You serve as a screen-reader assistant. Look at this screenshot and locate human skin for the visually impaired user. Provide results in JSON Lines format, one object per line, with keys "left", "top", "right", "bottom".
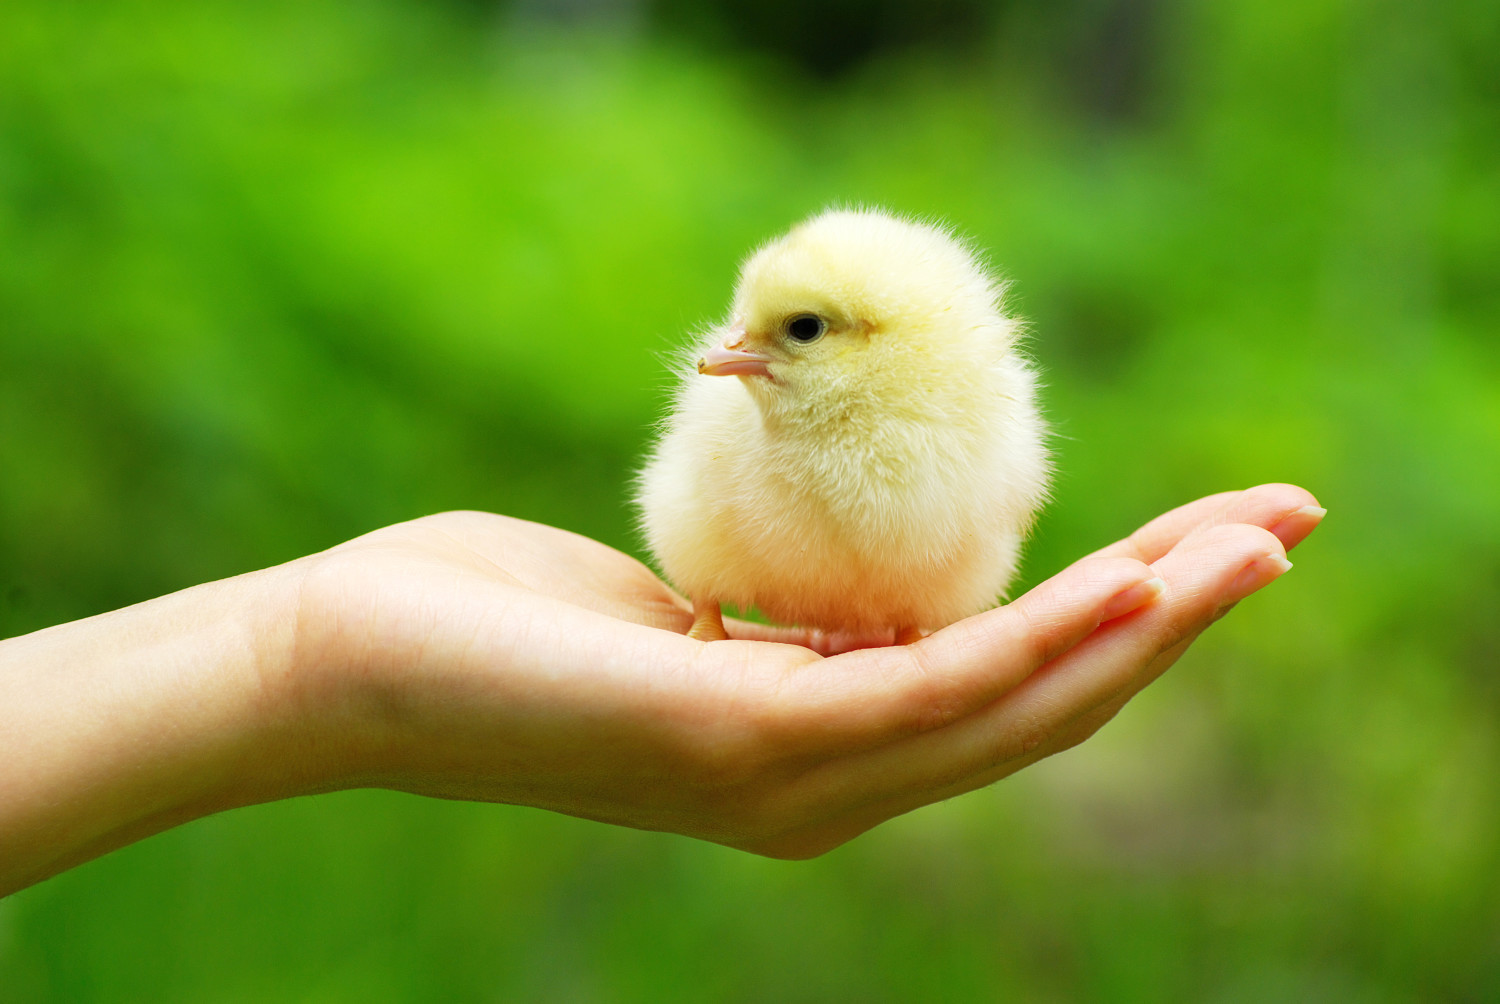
{"left": 0, "top": 484, "right": 1324, "bottom": 897}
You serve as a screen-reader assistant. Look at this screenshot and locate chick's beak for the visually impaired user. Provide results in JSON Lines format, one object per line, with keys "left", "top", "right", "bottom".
{"left": 698, "top": 330, "right": 773, "bottom": 378}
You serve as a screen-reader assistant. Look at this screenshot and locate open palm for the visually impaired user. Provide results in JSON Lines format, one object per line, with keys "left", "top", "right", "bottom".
{"left": 285, "top": 484, "right": 1322, "bottom": 858}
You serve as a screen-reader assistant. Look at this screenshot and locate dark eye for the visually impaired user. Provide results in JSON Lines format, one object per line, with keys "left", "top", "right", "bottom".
{"left": 786, "top": 314, "right": 826, "bottom": 343}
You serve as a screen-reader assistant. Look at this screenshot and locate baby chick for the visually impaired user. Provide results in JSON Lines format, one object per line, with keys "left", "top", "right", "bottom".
{"left": 637, "top": 208, "right": 1049, "bottom": 643}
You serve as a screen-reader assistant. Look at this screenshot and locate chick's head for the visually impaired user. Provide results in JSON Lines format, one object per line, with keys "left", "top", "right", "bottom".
{"left": 697, "top": 208, "right": 1013, "bottom": 416}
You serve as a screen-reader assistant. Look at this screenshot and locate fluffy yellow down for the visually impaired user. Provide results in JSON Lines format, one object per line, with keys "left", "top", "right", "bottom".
{"left": 636, "top": 207, "right": 1050, "bottom": 634}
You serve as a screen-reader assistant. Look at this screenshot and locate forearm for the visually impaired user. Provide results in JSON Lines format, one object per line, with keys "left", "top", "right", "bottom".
{"left": 0, "top": 565, "right": 309, "bottom": 896}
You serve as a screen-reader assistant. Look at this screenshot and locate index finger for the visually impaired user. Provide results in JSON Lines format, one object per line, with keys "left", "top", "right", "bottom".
{"left": 1092, "top": 483, "right": 1323, "bottom": 563}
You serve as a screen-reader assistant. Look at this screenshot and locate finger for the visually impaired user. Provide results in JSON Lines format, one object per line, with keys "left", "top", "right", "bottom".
{"left": 1092, "top": 483, "right": 1323, "bottom": 563}
{"left": 769, "top": 523, "right": 1290, "bottom": 829}
{"left": 992, "top": 628, "right": 1200, "bottom": 774}
{"left": 948, "top": 501, "right": 1290, "bottom": 750}
{"left": 735, "top": 631, "right": 1204, "bottom": 860}
{"left": 741, "top": 554, "right": 1164, "bottom": 761}
{"left": 1003, "top": 522, "right": 1289, "bottom": 728}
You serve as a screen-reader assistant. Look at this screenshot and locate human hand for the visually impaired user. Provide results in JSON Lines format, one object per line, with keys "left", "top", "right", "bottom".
{"left": 282, "top": 483, "right": 1324, "bottom": 858}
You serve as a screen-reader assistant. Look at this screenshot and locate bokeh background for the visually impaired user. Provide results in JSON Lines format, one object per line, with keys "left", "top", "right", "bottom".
{"left": 2, "top": 0, "right": 1497, "bottom": 999}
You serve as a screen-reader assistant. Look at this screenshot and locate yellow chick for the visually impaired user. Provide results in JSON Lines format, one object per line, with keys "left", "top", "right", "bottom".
{"left": 636, "top": 207, "right": 1050, "bottom": 643}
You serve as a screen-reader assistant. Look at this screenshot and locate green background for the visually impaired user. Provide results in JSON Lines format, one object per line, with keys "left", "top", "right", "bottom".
{"left": 2, "top": 0, "right": 1497, "bottom": 999}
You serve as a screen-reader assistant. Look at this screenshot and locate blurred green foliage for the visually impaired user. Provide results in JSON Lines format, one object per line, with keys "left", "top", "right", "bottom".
{"left": 2, "top": 0, "right": 1498, "bottom": 999}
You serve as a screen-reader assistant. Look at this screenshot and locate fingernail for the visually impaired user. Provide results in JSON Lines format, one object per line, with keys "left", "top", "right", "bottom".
{"left": 1269, "top": 505, "right": 1327, "bottom": 548}
{"left": 1223, "top": 552, "right": 1293, "bottom": 606}
{"left": 1102, "top": 577, "right": 1166, "bottom": 620}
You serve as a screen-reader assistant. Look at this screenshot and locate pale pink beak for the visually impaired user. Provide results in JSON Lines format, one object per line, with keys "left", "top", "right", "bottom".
{"left": 698, "top": 326, "right": 773, "bottom": 378}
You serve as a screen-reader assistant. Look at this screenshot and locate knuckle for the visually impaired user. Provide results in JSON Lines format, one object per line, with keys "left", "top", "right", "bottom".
{"left": 1125, "top": 523, "right": 1157, "bottom": 559}
{"left": 1010, "top": 715, "right": 1053, "bottom": 759}
{"left": 899, "top": 645, "right": 968, "bottom": 733}
{"left": 996, "top": 598, "right": 1051, "bottom": 668}
{"left": 1077, "top": 554, "right": 1146, "bottom": 584}
{"left": 1245, "top": 482, "right": 1316, "bottom": 512}
{"left": 1197, "top": 520, "right": 1280, "bottom": 557}
{"left": 1010, "top": 594, "right": 1080, "bottom": 670}
{"left": 1126, "top": 617, "right": 1192, "bottom": 671}
{"left": 988, "top": 707, "right": 1056, "bottom": 765}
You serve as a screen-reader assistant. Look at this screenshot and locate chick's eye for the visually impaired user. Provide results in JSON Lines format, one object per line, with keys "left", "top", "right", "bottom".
{"left": 786, "top": 314, "right": 826, "bottom": 343}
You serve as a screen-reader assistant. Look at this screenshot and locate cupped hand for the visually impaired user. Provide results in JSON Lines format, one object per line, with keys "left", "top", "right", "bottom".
{"left": 282, "top": 484, "right": 1324, "bottom": 858}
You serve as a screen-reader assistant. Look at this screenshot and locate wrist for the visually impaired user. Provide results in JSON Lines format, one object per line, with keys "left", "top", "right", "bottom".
{"left": 0, "top": 561, "right": 313, "bottom": 894}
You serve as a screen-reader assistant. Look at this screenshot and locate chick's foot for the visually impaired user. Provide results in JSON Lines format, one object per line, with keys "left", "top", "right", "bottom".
{"left": 687, "top": 598, "right": 728, "bottom": 642}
